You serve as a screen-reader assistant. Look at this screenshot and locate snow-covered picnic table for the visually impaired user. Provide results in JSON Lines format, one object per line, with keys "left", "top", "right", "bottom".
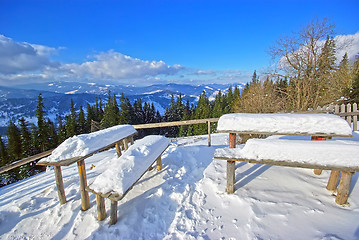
{"left": 214, "top": 113, "right": 356, "bottom": 205}
{"left": 37, "top": 125, "right": 137, "bottom": 210}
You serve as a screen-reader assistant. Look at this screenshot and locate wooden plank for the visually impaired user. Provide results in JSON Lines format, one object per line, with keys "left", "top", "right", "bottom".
{"left": 336, "top": 171, "right": 354, "bottom": 205}
{"left": 110, "top": 200, "right": 118, "bottom": 225}
{"left": 226, "top": 161, "right": 235, "bottom": 194}
{"left": 216, "top": 130, "right": 352, "bottom": 138}
{"left": 214, "top": 156, "right": 359, "bottom": 173}
{"left": 0, "top": 149, "right": 53, "bottom": 174}
{"left": 133, "top": 118, "right": 219, "bottom": 129}
{"left": 77, "top": 160, "right": 90, "bottom": 211}
{"left": 54, "top": 166, "right": 66, "bottom": 205}
{"left": 96, "top": 194, "right": 106, "bottom": 221}
{"left": 326, "top": 170, "right": 340, "bottom": 191}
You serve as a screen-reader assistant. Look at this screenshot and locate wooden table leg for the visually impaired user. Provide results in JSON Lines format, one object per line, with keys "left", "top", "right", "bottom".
{"left": 110, "top": 200, "right": 118, "bottom": 225}
{"left": 54, "top": 166, "right": 67, "bottom": 205}
{"left": 156, "top": 156, "right": 162, "bottom": 171}
{"left": 326, "top": 170, "right": 340, "bottom": 191}
{"left": 115, "top": 141, "right": 122, "bottom": 157}
{"left": 77, "top": 160, "right": 90, "bottom": 211}
{"left": 336, "top": 171, "right": 353, "bottom": 205}
{"left": 96, "top": 194, "right": 106, "bottom": 220}
{"left": 226, "top": 161, "right": 235, "bottom": 194}
{"left": 311, "top": 136, "right": 326, "bottom": 175}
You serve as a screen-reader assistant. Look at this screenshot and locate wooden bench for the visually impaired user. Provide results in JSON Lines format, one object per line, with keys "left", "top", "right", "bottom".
{"left": 86, "top": 135, "right": 170, "bottom": 225}
{"left": 37, "top": 125, "right": 137, "bottom": 210}
{"left": 215, "top": 113, "right": 354, "bottom": 204}
{"left": 214, "top": 138, "right": 359, "bottom": 204}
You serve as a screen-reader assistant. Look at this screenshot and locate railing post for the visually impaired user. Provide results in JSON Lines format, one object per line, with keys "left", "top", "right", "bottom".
{"left": 208, "top": 121, "right": 211, "bottom": 147}
{"left": 353, "top": 103, "right": 358, "bottom": 131}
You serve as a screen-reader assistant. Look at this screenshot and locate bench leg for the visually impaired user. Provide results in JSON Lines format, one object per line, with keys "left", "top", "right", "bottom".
{"left": 336, "top": 171, "right": 353, "bottom": 205}
{"left": 115, "top": 141, "right": 122, "bottom": 157}
{"left": 110, "top": 200, "right": 118, "bottom": 225}
{"left": 77, "top": 160, "right": 90, "bottom": 211}
{"left": 54, "top": 166, "right": 67, "bottom": 205}
{"left": 326, "top": 170, "right": 340, "bottom": 191}
{"left": 226, "top": 161, "right": 235, "bottom": 194}
{"left": 96, "top": 194, "right": 106, "bottom": 220}
{"left": 123, "top": 138, "right": 129, "bottom": 150}
{"left": 156, "top": 156, "right": 162, "bottom": 171}
{"left": 311, "top": 136, "right": 326, "bottom": 175}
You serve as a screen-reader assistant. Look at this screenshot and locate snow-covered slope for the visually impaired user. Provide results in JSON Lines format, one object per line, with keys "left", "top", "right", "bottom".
{"left": 1, "top": 133, "right": 359, "bottom": 239}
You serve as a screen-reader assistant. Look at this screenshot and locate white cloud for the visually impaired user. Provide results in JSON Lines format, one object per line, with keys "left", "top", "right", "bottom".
{"left": 335, "top": 32, "right": 359, "bottom": 64}
{"left": 0, "top": 35, "right": 59, "bottom": 74}
{"left": 63, "top": 50, "right": 183, "bottom": 80}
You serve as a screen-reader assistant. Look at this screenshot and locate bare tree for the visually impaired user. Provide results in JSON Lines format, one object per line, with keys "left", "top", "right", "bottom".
{"left": 270, "top": 18, "right": 336, "bottom": 110}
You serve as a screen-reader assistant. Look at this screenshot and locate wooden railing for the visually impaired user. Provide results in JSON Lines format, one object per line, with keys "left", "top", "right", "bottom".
{"left": 0, "top": 118, "right": 219, "bottom": 174}
{"left": 315, "top": 103, "right": 358, "bottom": 131}
{"left": 1, "top": 104, "right": 358, "bottom": 176}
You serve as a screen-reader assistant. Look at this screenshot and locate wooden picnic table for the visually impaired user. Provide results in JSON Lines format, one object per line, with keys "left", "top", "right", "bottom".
{"left": 37, "top": 125, "right": 137, "bottom": 210}
{"left": 215, "top": 113, "right": 354, "bottom": 204}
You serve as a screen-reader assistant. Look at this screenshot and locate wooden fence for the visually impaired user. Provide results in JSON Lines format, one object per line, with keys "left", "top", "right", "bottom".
{"left": 1, "top": 103, "right": 358, "bottom": 175}
{"left": 315, "top": 103, "right": 358, "bottom": 131}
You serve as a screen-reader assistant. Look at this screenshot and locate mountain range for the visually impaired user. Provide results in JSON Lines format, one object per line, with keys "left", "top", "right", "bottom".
{"left": 0, "top": 82, "right": 245, "bottom": 135}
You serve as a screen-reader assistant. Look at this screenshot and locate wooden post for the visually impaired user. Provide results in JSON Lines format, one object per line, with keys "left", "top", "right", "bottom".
{"left": 77, "top": 160, "right": 90, "bottom": 211}
{"left": 226, "top": 133, "right": 236, "bottom": 194}
{"left": 54, "top": 166, "right": 67, "bottom": 205}
{"left": 123, "top": 138, "right": 129, "bottom": 150}
{"left": 96, "top": 194, "right": 106, "bottom": 220}
{"left": 311, "top": 136, "right": 326, "bottom": 175}
{"left": 326, "top": 170, "right": 340, "bottom": 191}
{"left": 156, "top": 156, "right": 162, "bottom": 171}
{"left": 208, "top": 121, "right": 211, "bottom": 147}
{"left": 353, "top": 103, "right": 358, "bottom": 131}
{"left": 130, "top": 136, "right": 134, "bottom": 145}
{"left": 347, "top": 103, "right": 352, "bottom": 126}
{"left": 110, "top": 200, "right": 118, "bottom": 225}
{"left": 336, "top": 171, "right": 353, "bottom": 205}
{"left": 226, "top": 161, "right": 235, "bottom": 194}
{"left": 229, "top": 133, "right": 237, "bottom": 148}
{"left": 115, "top": 142, "right": 122, "bottom": 157}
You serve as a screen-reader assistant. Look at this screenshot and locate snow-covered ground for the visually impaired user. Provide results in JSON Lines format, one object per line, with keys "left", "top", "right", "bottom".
{"left": 1, "top": 133, "right": 359, "bottom": 239}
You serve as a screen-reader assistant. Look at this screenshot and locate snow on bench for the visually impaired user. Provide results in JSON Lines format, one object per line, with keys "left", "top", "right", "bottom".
{"left": 217, "top": 113, "right": 352, "bottom": 137}
{"left": 215, "top": 139, "right": 359, "bottom": 172}
{"left": 86, "top": 135, "right": 170, "bottom": 225}
{"left": 214, "top": 138, "right": 359, "bottom": 205}
{"left": 37, "top": 125, "right": 137, "bottom": 210}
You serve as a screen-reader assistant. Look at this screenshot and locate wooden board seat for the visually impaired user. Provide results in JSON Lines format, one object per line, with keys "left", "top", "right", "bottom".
{"left": 86, "top": 135, "right": 170, "bottom": 225}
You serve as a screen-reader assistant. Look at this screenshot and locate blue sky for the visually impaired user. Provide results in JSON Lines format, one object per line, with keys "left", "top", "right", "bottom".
{"left": 0, "top": 0, "right": 358, "bottom": 86}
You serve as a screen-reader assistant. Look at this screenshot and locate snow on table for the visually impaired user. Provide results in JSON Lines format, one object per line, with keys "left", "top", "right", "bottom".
{"left": 89, "top": 135, "right": 170, "bottom": 196}
{"left": 215, "top": 138, "right": 359, "bottom": 169}
{"left": 39, "top": 125, "right": 137, "bottom": 163}
{"left": 217, "top": 113, "right": 352, "bottom": 136}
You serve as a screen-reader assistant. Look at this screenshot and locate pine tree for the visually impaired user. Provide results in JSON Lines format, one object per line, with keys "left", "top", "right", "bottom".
{"left": 78, "top": 106, "right": 87, "bottom": 134}
{"left": 192, "top": 91, "right": 211, "bottom": 135}
{"left": 119, "top": 93, "right": 134, "bottom": 124}
{"left": 7, "top": 120, "right": 22, "bottom": 161}
{"left": 0, "top": 135, "right": 9, "bottom": 166}
{"left": 101, "top": 91, "right": 120, "bottom": 128}
{"left": 66, "top": 99, "right": 77, "bottom": 137}
{"left": 36, "top": 93, "right": 47, "bottom": 152}
{"left": 57, "top": 116, "right": 67, "bottom": 143}
{"left": 18, "top": 117, "right": 33, "bottom": 157}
